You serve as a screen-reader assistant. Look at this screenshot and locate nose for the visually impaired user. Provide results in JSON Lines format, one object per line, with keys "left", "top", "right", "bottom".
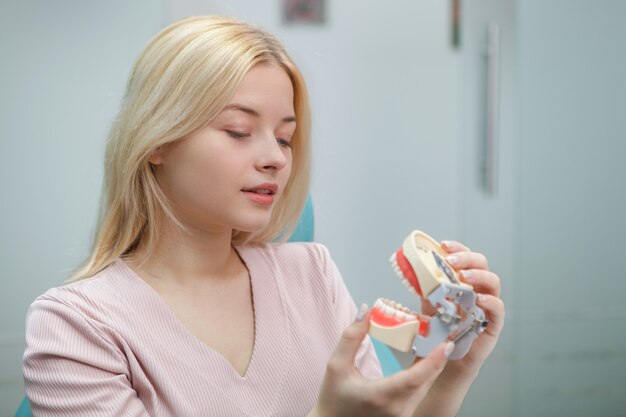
{"left": 256, "top": 134, "right": 288, "bottom": 172}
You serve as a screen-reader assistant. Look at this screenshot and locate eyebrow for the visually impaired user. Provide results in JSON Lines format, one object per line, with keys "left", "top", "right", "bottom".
{"left": 222, "top": 104, "right": 296, "bottom": 123}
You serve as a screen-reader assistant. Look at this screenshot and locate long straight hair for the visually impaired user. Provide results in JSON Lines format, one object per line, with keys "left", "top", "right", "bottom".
{"left": 69, "top": 16, "right": 311, "bottom": 282}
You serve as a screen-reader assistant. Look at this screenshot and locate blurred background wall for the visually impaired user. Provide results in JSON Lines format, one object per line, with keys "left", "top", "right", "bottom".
{"left": 1, "top": 1, "right": 624, "bottom": 416}
{"left": 0, "top": 0, "right": 168, "bottom": 412}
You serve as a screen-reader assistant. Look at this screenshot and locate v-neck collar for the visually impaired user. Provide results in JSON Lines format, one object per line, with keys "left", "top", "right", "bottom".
{"left": 116, "top": 244, "right": 291, "bottom": 414}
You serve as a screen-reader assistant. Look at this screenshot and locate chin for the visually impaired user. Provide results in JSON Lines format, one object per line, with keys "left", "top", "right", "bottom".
{"left": 233, "top": 215, "right": 273, "bottom": 233}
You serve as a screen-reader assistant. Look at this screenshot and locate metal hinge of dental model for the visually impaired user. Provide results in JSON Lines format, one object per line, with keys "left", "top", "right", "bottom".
{"left": 369, "top": 230, "right": 488, "bottom": 360}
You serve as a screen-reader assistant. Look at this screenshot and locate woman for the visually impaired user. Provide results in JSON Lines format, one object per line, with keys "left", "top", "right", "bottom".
{"left": 23, "top": 15, "right": 504, "bottom": 417}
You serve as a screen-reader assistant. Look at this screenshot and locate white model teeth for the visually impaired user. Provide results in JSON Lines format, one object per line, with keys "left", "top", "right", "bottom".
{"left": 389, "top": 255, "right": 405, "bottom": 281}
{"left": 382, "top": 251, "right": 422, "bottom": 317}
{"left": 374, "top": 298, "right": 418, "bottom": 320}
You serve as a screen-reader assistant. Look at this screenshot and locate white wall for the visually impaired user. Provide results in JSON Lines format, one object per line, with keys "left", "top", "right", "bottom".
{"left": 456, "top": 1, "right": 517, "bottom": 415}
{"left": 0, "top": 1, "right": 167, "bottom": 414}
{"left": 515, "top": 1, "right": 626, "bottom": 415}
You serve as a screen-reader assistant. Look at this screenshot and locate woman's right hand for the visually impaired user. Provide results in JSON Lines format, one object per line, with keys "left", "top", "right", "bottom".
{"left": 310, "top": 305, "right": 454, "bottom": 417}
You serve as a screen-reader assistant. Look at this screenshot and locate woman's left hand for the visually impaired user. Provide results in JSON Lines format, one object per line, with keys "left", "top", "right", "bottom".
{"left": 436, "top": 240, "right": 506, "bottom": 376}
{"left": 410, "top": 240, "right": 506, "bottom": 417}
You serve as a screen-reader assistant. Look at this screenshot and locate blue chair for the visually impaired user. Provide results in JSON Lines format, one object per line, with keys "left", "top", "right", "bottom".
{"left": 15, "top": 196, "right": 400, "bottom": 416}
{"left": 287, "top": 195, "right": 316, "bottom": 243}
{"left": 15, "top": 397, "right": 30, "bottom": 417}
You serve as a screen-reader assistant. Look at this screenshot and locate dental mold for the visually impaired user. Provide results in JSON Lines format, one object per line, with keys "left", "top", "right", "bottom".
{"left": 369, "top": 230, "right": 488, "bottom": 360}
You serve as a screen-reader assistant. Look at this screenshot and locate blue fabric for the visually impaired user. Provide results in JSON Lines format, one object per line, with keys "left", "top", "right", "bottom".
{"left": 15, "top": 397, "right": 31, "bottom": 417}
{"left": 287, "top": 195, "right": 315, "bottom": 242}
{"left": 371, "top": 338, "right": 403, "bottom": 376}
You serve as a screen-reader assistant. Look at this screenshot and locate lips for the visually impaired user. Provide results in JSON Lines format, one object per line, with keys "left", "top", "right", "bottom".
{"left": 241, "top": 183, "right": 278, "bottom": 195}
{"left": 241, "top": 183, "right": 278, "bottom": 206}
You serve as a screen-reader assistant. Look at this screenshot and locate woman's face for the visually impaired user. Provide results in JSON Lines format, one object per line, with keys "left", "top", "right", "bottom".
{"left": 150, "top": 63, "right": 296, "bottom": 235}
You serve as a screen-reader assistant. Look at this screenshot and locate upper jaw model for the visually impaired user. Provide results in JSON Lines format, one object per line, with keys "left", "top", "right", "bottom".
{"left": 369, "top": 230, "right": 488, "bottom": 360}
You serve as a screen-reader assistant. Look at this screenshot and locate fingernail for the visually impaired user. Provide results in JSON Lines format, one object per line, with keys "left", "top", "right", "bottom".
{"left": 461, "top": 270, "right": 474, "bottom": 280}
{"left": 442, "top": 240, "right": 455, "bottom": 249}
{"left": 444, "top": 341, "right": 455, "bottom": 358}
{"left": 478, "top": 294, "right": 488, "bottom": 302}
{"left": 355, "top": 303, "right": 368, "bottom": 322}
{"left": 446, "top": 255, "right": 459, "bottom": 265}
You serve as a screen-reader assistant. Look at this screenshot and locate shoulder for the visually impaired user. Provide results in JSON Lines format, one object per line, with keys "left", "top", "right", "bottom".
{"left": 243, "top": 241, "right": 332, "bottom": 262}
{"left": 239, "top": 241, "right": 334, "bottom": 276}
{"left": 27, "top": 259, "right": 142, "bottom": 328}
{"left": 263, "top": 241, "right": 331, "bottom": 261}
{"left": 33, "top": 260, "right": 130, "bottom": 303}
{"left": 238, "top": 242, "right": 343, "bottom": 304}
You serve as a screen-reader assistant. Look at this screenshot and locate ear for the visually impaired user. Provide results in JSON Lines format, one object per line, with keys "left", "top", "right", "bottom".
{"left": 148, "top": 146, "right": 164, "bottom": 165}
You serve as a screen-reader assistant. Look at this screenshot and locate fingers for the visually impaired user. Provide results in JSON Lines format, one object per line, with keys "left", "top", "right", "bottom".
{"left": 441, "top": 239, "right": 502, "bottom": 301}
{"left": 327, "top": 303, "right": 371, "bottom": 377}
{"left": 383, "top": 341, "right": 453, "bottom": 395}
{"left": 441, "top": 240, "right": 470, "bottom": 253}
{"left": 459, "top": 269, "right": 501, "bottom": 297}
{"left": 476, "top": 294, "right": 505, "bottom": 336}
{"left": 445, "top": 250, "right": 489, "bottom": 271}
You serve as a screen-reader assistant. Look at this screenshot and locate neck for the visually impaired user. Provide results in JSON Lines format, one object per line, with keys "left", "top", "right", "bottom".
{"left": 126, "top": 221, "right": 244, "bottom": 286}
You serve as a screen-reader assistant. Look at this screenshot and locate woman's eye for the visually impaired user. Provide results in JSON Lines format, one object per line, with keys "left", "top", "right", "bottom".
{"left": 277, "top": 138, "right": 292, "bottom": 148}
{"left": 226, "top": 130, "right": 250, "bottom": 139}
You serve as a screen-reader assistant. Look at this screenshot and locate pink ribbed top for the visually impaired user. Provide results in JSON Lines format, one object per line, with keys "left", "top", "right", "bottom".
{"left": 23, "top": 242, "right": 382, "bottom": 417}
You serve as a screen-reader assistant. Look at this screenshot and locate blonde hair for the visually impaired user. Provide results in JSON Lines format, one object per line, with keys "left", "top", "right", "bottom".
{"left": 70, "top": 15, "right": 311, "bottom": 282}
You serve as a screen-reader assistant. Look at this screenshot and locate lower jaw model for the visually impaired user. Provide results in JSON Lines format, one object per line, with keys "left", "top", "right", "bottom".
{"left": 369, "top": 230, "right": 488, "bottom": 360}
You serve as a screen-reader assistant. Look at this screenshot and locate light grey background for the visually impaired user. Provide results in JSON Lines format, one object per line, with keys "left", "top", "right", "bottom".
{"left": 0, "top": 0, "right": 168, "bottom": 413}
{"left": 1, "top": 1, "right": 624, "bottom": 416}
